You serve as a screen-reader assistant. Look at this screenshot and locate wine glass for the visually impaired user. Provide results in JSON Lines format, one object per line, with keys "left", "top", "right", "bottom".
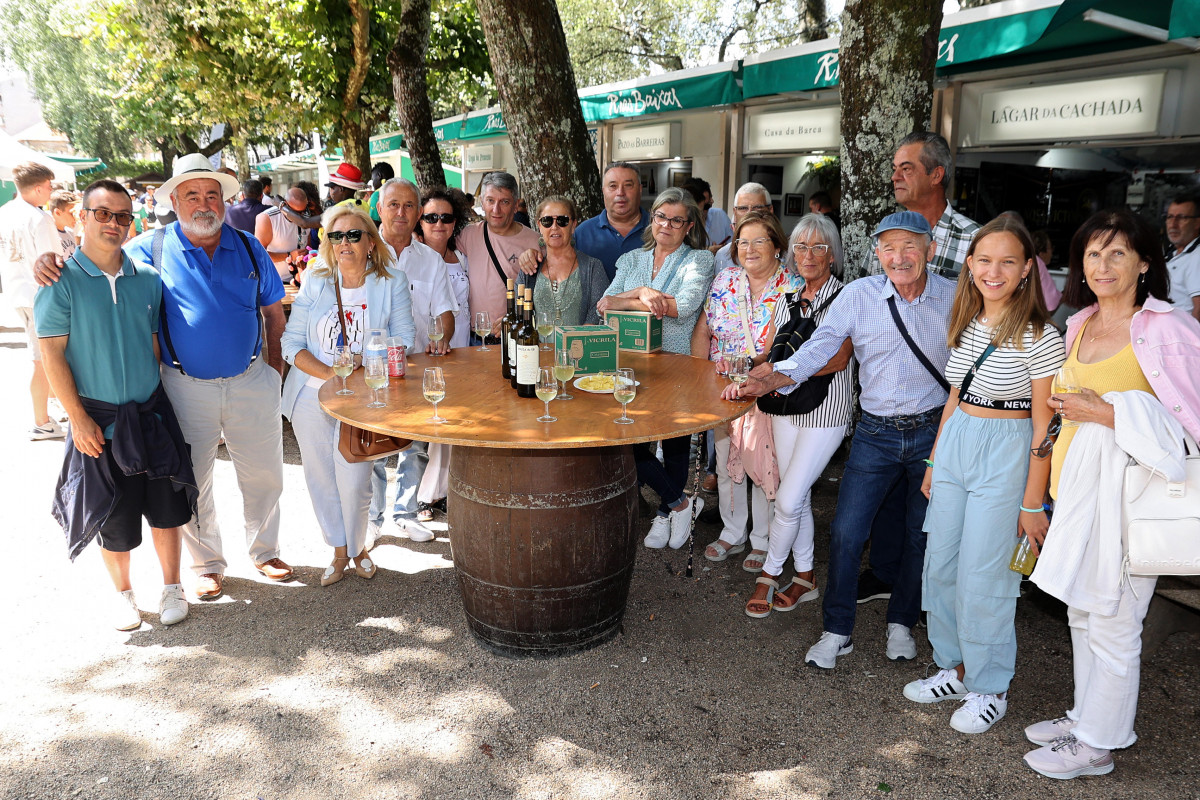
{"left": 536, "top": 367, "right": 558, "bottom": 422}
{"left": 721, "top": 336, "right": 742, "bottom": 376}
{"left": 423, "top": 367, "right": 446, "bottom": 423}
{"left": 727, "top": 355, "right": 750, "bottom": 387}
{"left": 333, "top": 345, "right": 354, "bottom": 395}
{"left": 554, "top": 349, "right": 576, "bottom": 400}
{"left": 428, "top": 315, "right": 445, "bottom": 355}
{"left": 363, "top": 356, "right": 388, "bottom": 409}
{"left": 536, "top": 310, "right": 554, "bottom": 351}
{"left": 1053, "top": 366, "right": 1080, "bottom": 427}
{"left": 613, "top": 367, "right": 636, "bottom": 424}
{"left": 474, "top": 311, "right": 492, "bottom": 351}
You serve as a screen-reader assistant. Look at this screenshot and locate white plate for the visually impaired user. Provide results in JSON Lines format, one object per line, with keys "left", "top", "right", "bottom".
{"left": 572, "top": 376, "right": 641, "bottom": 394}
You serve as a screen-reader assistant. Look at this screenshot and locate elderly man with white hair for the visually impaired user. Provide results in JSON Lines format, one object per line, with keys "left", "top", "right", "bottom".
{"left": 36, "top": 153, "right": 291, "bottom": 602}
{"left": 713, "top": 182, "right": 774, "bottom": 271}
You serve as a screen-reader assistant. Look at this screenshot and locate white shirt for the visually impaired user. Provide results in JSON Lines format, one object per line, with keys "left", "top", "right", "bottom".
{"left": 0, "top": 197, "right": 60, "bottom": 308}
{"left": 1167, "top": 237, "right": 1200, "bottom": 314}
{"left": 305, "top": 284, "right": 368, "bottom": 388}
{"left": 387, "top": 238, "right": 458, "bottom": 351}
{"left": 446, "top": 249, "right": 470, "bottom": 348}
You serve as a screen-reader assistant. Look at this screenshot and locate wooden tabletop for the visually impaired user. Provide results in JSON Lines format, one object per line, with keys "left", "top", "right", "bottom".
{"left": 318, "top": 347, "right": 754, "bottom": 449}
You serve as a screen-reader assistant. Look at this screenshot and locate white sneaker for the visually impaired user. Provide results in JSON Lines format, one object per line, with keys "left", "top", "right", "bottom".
{"left": 114, "top": 590, "right": 142, "bottom": 631}
{"left": 885, "top": 623, "right": 917, "bottom": 661}
{"left": 644, "top": 515, "right": 670, "bottom": 548}
{"left": 159, "top": 584, "right": 189, "bottom": 625}
{"left": 903, "top": 668, "right": 968, "bottom": 704}
{"left": 1024, "top": 734, "right": 1114, "bottom": 780}
{"left": 805, "top": 631, "right": 853, "bottom": 669}
{"left": 950, "top": 691, "right": 1008, "bottom": 734}
{"left": 401, "top": 519, "right": 434, "bottom": 543}
{"left": 668, "top": 497, "right": 703, "bottom": 549}
{"left": 31, "top": 419, "right": 66, "bottom": 440}
{"left": 1025, "top": 716, "right": 1078, "bottom": 746}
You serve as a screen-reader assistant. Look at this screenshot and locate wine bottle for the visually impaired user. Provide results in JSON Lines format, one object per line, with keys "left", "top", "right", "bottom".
{"left": 500, "top": 279, "right": 515, "bottom": 380}
{"left": 516, "top": 287, "right": 540, "bottom": 398}
{"left": 510, "top": 291, "right": 524, "bottom": 389}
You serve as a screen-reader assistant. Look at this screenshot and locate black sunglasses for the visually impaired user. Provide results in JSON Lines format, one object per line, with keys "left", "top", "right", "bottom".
{"left": 1031, "top": 412, "right": 1063, "bottom": 458}
{"left": 420, "top": 213, "right": 456, "bottom": 224}
{"left": 83, "top": 207, "right": 135, "bottom": 227}
{"left": 326, "top": 230, "right": 364, "bottom": 243}
{"left": 539, "top": 215, "right": 572, "bottom": 228}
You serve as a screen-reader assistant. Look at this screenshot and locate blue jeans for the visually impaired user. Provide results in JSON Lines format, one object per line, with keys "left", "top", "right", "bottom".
{"left": 369, "top": 442, "right": 429, "bottom": 525}
{"left": 633, "top": 436, "right": 690, "bottom": 516}
{"left": 822, "top": 409, "right": 939, "bottom": 637}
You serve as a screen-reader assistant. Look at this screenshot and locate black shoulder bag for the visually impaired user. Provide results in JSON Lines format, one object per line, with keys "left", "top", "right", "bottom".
{"left": 885, "top": 295, "right": 951, "bottom": 392}
{"left": 757, "top": 287, "right": 843, "bottom": 417}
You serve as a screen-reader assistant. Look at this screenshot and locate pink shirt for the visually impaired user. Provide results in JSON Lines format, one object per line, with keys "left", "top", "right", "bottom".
{"left": 459, "top": 221, "right": 540, "bottom": 326}
{"left": 1036, "top": 256, "right": 1061, "bottom": 312}
{"left": 1064, "top": 297, "right": 1200, "bottom": 441}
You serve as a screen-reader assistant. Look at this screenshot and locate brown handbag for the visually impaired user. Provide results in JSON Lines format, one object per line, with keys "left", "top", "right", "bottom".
{"left": 331, "top": 276, "right": 411, "bottom": 463}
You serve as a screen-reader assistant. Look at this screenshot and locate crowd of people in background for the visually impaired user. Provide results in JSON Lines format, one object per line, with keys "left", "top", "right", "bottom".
{"left": 3, "top": 127, "right": 1200, "bottom": 782}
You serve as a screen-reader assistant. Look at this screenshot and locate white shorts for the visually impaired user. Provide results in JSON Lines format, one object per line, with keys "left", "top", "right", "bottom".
{"left": 16, "top": 307, "right": 41, "bottom": 361}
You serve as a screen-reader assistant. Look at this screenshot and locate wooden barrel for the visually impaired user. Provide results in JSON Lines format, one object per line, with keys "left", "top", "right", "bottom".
{"left": 448, "top": 444, "right": 639, "bottom": 657}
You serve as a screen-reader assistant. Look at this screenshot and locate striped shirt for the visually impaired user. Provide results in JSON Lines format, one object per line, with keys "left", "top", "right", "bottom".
{"left": 946, "top": 318, "right": 1066, "bottom": 405}
{"left": 866, "top": 205, "right": 979, "bottom": 279}
{"left": 774, "top": 272, "right": 956, "bottom": 417}
{"left": 770, "top": 276, "right": 855, "bottom": 429}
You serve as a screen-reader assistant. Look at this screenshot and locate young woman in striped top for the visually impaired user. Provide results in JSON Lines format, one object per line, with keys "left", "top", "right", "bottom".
{"left": 904, "top": 216, "right": 1065, "bottom": 733}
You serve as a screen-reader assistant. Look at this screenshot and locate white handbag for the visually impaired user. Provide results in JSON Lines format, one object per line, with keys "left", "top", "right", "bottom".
{"left": 1122, "top": 432, "right": 1200, "bottom": 576}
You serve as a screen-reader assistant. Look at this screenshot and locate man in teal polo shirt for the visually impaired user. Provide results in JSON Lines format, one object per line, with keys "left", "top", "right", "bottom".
{"left": 36, "top": 179, "right": 193, "bottom": 631}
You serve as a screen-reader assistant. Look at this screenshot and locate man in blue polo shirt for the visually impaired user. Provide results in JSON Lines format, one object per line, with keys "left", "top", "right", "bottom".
{"left": 37, "top": 154, "right": 291, "bottom": 602}
{"left": 36, "top": 179, "right": 195, "bottom": 631}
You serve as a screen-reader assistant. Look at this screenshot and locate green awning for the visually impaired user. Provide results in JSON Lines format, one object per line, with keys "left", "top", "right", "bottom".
{"left": 396, "top": 153, "right": 463, "bottom": 189}
{"left": 433, "top": 111, "right": 508, "bottom": 143}
{"left": 46, "top": 153, "right": 106, "bottom": 174}
{"left": 578, "top": 64, "right": 742, "bottom": 123}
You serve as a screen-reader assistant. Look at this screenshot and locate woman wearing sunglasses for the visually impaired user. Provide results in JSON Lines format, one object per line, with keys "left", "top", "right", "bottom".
{"left": 908, "top": 216, "right": 1063, "bottom": 734}
{"left": 417, "top": 188, "right": 471, "bottom": 349}
{"left": 517, "top": 195, "right": 610, "bottom": 326}
{"left": 280, "top": 204, "right": 415, "bottom": 586}
{"left": 1021, "top": 209, "right": 1200, "bottom": 780}
{"left": 599, "top": 187, "right": 715, "bottom": 550}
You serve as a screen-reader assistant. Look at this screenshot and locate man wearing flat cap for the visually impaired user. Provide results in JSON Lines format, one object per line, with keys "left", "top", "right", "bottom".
{"left": 36, "top": 153, "right": 292, "bottom": 601}
{"left": 732, "top": 210, "right": 955, "bottom": 671}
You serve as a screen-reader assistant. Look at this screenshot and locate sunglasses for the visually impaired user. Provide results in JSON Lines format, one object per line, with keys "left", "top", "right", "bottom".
{"left": 420, "top": 213, "right": 455, "bottom": 224}
{"left": 1030, "top": 412, "right": 1063, "bottom": 458}
{"left": 539, "top": 215, "right": 572, "bottom": 228}
{"left": 83, "top": 208, "right": 135, "bottom": 227}
{"left": 326, "top": 230, "right": 364, "bottom": 243}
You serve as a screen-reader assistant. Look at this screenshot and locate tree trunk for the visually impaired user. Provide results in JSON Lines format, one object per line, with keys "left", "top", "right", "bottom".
{"left": 158, "top": 140, "right": 179, "bottom": 175}
{"left": 336, "top": 0, "right": 373, "bottom": 174}
{"left": 474, "top": 0, "right": 603, "bottom": 219}
{"left": 801, "top": 0, "right": 828, "bottom": 41}
{"left": 838, "top": 0, "right": 942, "bottom": 278}
{"left": 387, "top": 0, "right": 445, "bottom": 192}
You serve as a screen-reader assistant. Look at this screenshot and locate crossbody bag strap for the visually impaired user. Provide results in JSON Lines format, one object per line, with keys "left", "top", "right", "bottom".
{"left": 886, "top": 295, "right": 951, "bottom": 392}
{"left": 152, "top": 227, "right": 188, "bottom": 376}
{"left": 332, "top": 275, "right": 350, "bottom": 348}
{"left": 233, "top": 228, "right": 264, "bottom": 365}
{"left": 957, "top": 343, "right": 997, "bottom": 398}
{"left": 481, "top": 224, "right": 511, "bottom": 285}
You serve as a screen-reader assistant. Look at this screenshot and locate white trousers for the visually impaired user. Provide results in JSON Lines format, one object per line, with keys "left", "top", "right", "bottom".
{"left": 1067, "top": 574, "right": 1157, "bottom": 750}
{"left": 714, "top": 426, "right": 772, "bottom": 552}
{"left": 764, "top": 420, "right": 845, "bottom": 575}
{"left": 290, "top": 385, "right": 373, "bottom": 556}
{"left": 418, "top": 443, "right": 451, "bottom": 504}
{"left": 160, "top": 359, "right": 284, "bottom": 575}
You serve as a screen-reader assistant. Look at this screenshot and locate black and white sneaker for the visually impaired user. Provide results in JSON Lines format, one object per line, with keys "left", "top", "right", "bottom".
{"left": 902, "top": 668, "right": 968, "bottom": 703}
{"left": 950, "top": 691, "right": 1008, "bottom": 734}
{"left": 856, "top": 570, "right": 892, "bottom": 604}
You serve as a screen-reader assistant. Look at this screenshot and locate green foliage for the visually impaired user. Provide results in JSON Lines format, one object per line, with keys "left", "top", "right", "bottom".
{"left": 424, "top": 0, "right": 494, "bottom": 118}
{"left": 83, "top": 159, "right": 165, "bottom": 184}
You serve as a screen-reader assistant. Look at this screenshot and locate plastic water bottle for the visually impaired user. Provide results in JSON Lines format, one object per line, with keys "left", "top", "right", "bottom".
{"left": 364, "top": 328, "right": 387, "bottom": 364}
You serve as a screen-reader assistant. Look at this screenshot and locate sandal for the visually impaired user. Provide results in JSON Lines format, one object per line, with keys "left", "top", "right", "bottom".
{"left": 704, "top": 539, "right": 748, "bottom": 562}
{"left": 321, "top": 557, "right": 351, "bottom": 587}
{"left": 745, "top": 576, "right": 777, "bottom": 619}
{"left": 742, "top": 550, "right": 768, "bottom": 573}
{"left": 353, "top": 550, "right": 377, "bottom": 580}
{"left": 773, "top": 576, "right": 819, "bottom": 612}
{"left": 416, "top": 502, "right": 435, "bottom": 523}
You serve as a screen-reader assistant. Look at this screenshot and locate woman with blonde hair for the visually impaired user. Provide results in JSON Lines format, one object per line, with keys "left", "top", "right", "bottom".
{"left": 904, "top": 216, "right": 1065, "bottom": 733}
{"left": 281, "top": 204, "right": 415, "bottom": 586}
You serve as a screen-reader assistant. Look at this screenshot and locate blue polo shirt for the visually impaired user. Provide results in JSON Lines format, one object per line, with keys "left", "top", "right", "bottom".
{"left": 34, "top": 251, "right": 162, "bottom": 436}
{"left": 125, "top": 223, "right": 285, "bottom": 379}
{"left": 574, "top": 208, "right": 649, "bottom": 281}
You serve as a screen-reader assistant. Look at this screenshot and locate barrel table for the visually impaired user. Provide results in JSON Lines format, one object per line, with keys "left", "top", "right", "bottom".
{"left": 320, "top": 347, "right": 752, "bottom": 657}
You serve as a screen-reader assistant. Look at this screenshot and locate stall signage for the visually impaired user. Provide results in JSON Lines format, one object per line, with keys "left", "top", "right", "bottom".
{"left": 612, "top": 123, "right": 680, "bottom": 160}
{"left": 745, "top": 106, "right": 840, "bottom": 152}
{"left": 580, "top": 69, "right": 741, "bottom": 123}
{"left": 977, "top": 73, "right": 1166, "bottom": 144}
{"left": 464, "top": 145, "right": 495, "bottom": 170}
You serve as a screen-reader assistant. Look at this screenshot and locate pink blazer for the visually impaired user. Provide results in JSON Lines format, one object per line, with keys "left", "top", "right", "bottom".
{"left": 1064, "top": 297, "right": 1200, "bottom": 441}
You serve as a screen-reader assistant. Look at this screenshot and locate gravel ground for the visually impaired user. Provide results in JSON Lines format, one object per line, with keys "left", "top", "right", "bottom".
{"left": 1, "top": 314, "right": 1197, "bottom": 800}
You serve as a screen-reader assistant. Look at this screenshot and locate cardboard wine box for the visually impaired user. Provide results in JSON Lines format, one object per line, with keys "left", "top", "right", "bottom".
{"left": 604, "top": 310, "right": 663, "bottom": 353}
{"left": 554, "top": 325, "right": 618, "bottom": 375}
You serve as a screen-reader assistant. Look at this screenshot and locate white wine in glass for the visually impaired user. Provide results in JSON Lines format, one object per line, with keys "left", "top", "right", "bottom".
{"left": 554, "top": 349, "right": 576, "bottom": 400}
{"left": 423, "top": 367, "right": 446, "bottom": 423}
{"left": 474, "top": 311, "right": 492, "bottom": 351}
{"left": 363, "top": 356, "right": 388, "bottom": 408}
{"left": 536, "top": 310, "right": 554, "bottom": 351}
{"left": 333, "top": 345, "right": 354, "bottom": 395}
{"left": 728, "top": 355, "right": 750, "bottom": 386}
{"left": 1053, "top": 366, "right": 1081, "bottom": 427}
{"left": 536, "top": 367, "right": 558, "bottom": 422}
{"left": 428, "top": 315, "right": 445, "bottom": 355}
{"left": 614, "top": 367, "right": 636, "bottom": 424}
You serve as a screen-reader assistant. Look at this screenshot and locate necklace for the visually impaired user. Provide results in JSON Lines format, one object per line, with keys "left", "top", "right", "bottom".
{"left": 1087, "top": 312, "right": 1134, "bottom": 342}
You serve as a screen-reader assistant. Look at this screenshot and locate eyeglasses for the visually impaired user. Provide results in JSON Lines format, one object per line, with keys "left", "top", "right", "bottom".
{"left": 652, "top": 211, "right": 688, "bottom": 229}
{"left": 326, "top": 230, "right": 365, "bottom": 243}
{"left": 1165, "top": 214, "right": 1200, "bottom": 222}
{"left": 420, "top": 213, "right": 455, "bottom": 224}
{"left": 82, "top": 208, "right": 135, "bottom": 227}
{"left": 792, "top": 244, "right": 831, "bottom": 257}
{"left": 735, "top": 237, "right": 773, "bottom": 250}
{"left": 539, "top": 215, "right": 572, "bottom": 228}
{"left": 1030, "top": 412, "right": 1063, "bottom": 458}
{"left": 732, "top": 203, "right": 770, "bottom": 214}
